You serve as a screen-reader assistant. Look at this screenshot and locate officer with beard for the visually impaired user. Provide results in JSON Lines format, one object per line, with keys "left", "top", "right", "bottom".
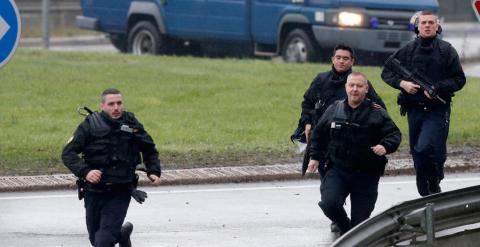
{"left": 295, "top": 44, "right": 386, "bottom": 233}
{"left": 300, "top": 44, "right": 386, "bottom": 144}
{"left": 307, "top": 72, "right": 401, "bottom": 235}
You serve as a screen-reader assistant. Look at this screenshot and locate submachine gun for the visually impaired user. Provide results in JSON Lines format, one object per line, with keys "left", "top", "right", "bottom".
{"left": 384, "top": 56, "right": 446, "bottom": 105}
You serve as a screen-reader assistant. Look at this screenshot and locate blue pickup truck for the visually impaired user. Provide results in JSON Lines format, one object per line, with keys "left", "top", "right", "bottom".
{"left": 77, "top": 0, "right": 438, "bottom": 62}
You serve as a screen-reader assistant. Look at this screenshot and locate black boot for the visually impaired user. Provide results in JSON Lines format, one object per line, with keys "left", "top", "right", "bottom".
{"left": 330, "top": 222, "right": 340, "bottom": 233}
{"left": 416, "top": 176, "right": 430, "bottom": 196}
{"left": 428, "top": 178, "right": 441, "bottom": 194}
{"left": 119, "top": 222, "right": 133, "bottom": 247}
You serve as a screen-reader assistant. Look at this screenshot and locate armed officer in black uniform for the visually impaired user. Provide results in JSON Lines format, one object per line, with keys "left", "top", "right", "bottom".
{"left": 307, "top": 72, "right": 401, "bottom": 235}
{"left": 62, "top": 88, "right": 161, "bottom": 247}
{"left": 299, "top": 44, "right": 386, "bottom": 145}
{"left": 382, "top": 11, "right": 466, "bottom": 196}
{"left": 294, "top": 44, "right": 386, "bottom": 233}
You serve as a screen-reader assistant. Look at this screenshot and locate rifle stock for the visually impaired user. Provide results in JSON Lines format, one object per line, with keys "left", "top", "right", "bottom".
{"left": 301, "top": 140, "right": 310, "bottom": 176}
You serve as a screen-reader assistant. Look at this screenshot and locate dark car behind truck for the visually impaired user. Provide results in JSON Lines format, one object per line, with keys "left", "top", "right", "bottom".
{"left": 77, "top": 0, "right": 439, "bottom": 62}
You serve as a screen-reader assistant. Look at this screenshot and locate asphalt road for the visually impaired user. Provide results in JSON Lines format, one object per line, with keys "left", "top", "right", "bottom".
{"left": 1, "top": 173, "right": 480, "bottom": 247}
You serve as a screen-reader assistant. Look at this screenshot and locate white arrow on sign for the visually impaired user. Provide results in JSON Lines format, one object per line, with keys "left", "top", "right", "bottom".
{"left": 0, "top": 16, "right": 11, "bottom": 40}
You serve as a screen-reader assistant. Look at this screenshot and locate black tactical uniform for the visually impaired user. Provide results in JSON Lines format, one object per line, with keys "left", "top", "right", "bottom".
{"left": 297, "top": 67, "right": 386, "bottom": 177}
{"left": 62, "top": 111, "right": 161, "bottom": 246}
{"left": 382, "top": 36, "right": 465, "bottom": 196}
{"left": 300, "top": 67, "right": 386, "bottom": 129}
{"left": 309, "top": 99, "right": 401, "bottom": 234}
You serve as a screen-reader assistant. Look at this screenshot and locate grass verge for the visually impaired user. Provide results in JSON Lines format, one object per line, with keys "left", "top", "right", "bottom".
{"left": 0, "top": 49, "right": 478, "bottom": 175}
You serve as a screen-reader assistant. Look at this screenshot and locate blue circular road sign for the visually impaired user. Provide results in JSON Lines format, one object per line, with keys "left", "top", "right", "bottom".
{"left": 0, "top": 0, "right": 21, "bottom": 69}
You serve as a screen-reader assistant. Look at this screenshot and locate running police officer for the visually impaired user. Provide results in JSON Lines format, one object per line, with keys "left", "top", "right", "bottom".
{"left": 382, "top": 10, "right": 466, "bottom": 196}
{"left": 299, "top": 44, "right": 385, "bottom": 145}
{"left": 307, "top": 72, "right": 401, "bottom": 235}
{"left": 294, "top": 44, "right": 385, "bottom": 233}
{"left": 62, "top": 88, "right": 162, "bottom": 247}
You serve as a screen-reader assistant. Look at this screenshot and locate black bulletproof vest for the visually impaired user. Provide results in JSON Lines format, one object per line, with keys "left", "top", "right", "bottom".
{"left": 413, "top": 39, "right": 446, "bottom": 85}
{"left": 312, "top": 70, "right": 349, "bottom": 124}
{"left": 83, "top": 112, "right": 139, "bottom": 183}
{"left": 326, "top": 101, "right": 387, "bottom": 174}
{"left": 405, "top": 38, "right": 448, "bottom": 105}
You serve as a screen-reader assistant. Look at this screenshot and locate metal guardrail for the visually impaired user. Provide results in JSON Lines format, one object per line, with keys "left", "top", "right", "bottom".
{"left": 332, "top": 185, "right": 480, "bottom": 247}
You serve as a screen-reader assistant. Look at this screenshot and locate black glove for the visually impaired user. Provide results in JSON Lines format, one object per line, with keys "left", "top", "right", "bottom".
{"left": 131, "top": 189, "right": 148, "bottom": 204}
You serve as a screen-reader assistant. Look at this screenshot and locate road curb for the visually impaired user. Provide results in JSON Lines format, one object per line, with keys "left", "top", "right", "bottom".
{"left": 0, "top": 158, "right": 478, "bottom": 192}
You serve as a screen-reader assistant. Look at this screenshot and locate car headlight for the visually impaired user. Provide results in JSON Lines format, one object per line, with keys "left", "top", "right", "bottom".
{"left": 338, "top": 12, "right": 364, "bottom": 27}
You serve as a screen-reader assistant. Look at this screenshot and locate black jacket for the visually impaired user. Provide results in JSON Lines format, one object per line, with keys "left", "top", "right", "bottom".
{"left": 381, "top": 36, "right": 466, "bottom": 106}
{"left": 310, "top": 100, "right": 401, "bottom": 175}
{"left": 300, "top": 67, "right": 386, "bottom": 128}
{"left": 62, "top": 111, "right": 161, "bottom": 184}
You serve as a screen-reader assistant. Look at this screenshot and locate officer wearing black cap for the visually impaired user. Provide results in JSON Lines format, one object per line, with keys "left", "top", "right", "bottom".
{"left": 307, "top": 72, "right": 401, "bottom": 235}
{"left": 62, "top": 88, "right": 161, "bottom": 247}
{"left": 382, "top": 10, "right": 466, "bottom": 196}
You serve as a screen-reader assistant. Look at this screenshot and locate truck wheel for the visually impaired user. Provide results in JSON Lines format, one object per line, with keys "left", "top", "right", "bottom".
{"left": 282, "top": 29, "right": 316, "bottom": 63}
{"left": 109, "top": 34, "right": 127, "bottom": 53}
{"left": 127, "top": 21, "right": 164, "bottom": 55}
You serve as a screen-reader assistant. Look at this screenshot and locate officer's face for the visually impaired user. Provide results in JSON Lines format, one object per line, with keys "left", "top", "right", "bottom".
{"left": 418, "top": 14, "right": 438, "bottom": 38}
{"left": 332, "top": 49, "right": 354, "bottom": 73}
{"left": 345, "top": 75, "right": 368, "bottom": 105}
{"left": 101, "top": 94, "right": 124, "bottom": 119}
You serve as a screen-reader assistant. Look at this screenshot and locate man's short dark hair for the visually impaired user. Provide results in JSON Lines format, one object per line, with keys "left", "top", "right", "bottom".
{"left": 101, "top": 88, "right": 121, "bottom": 102}
{"left": 420, "top": 10, "right": 437, "bottom": 18}
{"left": 332, "top": 44, "right": 355, "bottom": 59}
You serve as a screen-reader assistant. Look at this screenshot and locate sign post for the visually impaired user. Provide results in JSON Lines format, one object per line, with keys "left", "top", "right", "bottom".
{"left": 0, "top": 0, "right": 21, "bottom": 69}
{"left": 474, "top": 0, "right": 480, "bottom": 22}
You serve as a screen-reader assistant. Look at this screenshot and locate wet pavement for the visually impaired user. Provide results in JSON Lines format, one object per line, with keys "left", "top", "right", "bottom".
{"left": 2, "top": 174, "right": 480, "bottom": 247}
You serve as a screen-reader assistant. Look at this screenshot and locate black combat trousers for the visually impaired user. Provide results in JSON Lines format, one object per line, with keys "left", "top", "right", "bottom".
{"left": 407, "top": 105, "right": 450, "bottom": 196}
{"left": 318, "top": 166, "right": 380, "bottom": 234}
{"left": 84, "top": 186, "right": 132, "bottom": 247}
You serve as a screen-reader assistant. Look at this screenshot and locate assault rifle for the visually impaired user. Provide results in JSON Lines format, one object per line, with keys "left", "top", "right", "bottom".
{"left": 384, "top": 56, "right": 446, "bottom": 104}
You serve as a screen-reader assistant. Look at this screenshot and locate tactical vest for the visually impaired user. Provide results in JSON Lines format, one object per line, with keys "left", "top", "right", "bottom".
{"left": 310, "top": 69, "right": 382, "bottom": 125}
{"left": 326, "top": 101, "right": 388, "bottom": 175}
{"left": 311, "top": 71, "right": 348, "bottom": 125}
{"left": 401, "top": 38, "right": 452, "bottom": 106}
{"left": 83, "top": 112, "right": 141, "bottom": 183}
{"left": 404, "top": 38, "right": 450, "bottom": 69}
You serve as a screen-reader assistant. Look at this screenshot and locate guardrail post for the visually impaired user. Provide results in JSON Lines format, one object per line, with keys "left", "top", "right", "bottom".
{"left": 41, "top": 0, "right": 50, "bottom": 49}
{"left": 424, "top": 203, "right": 435, "bottom": 244}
